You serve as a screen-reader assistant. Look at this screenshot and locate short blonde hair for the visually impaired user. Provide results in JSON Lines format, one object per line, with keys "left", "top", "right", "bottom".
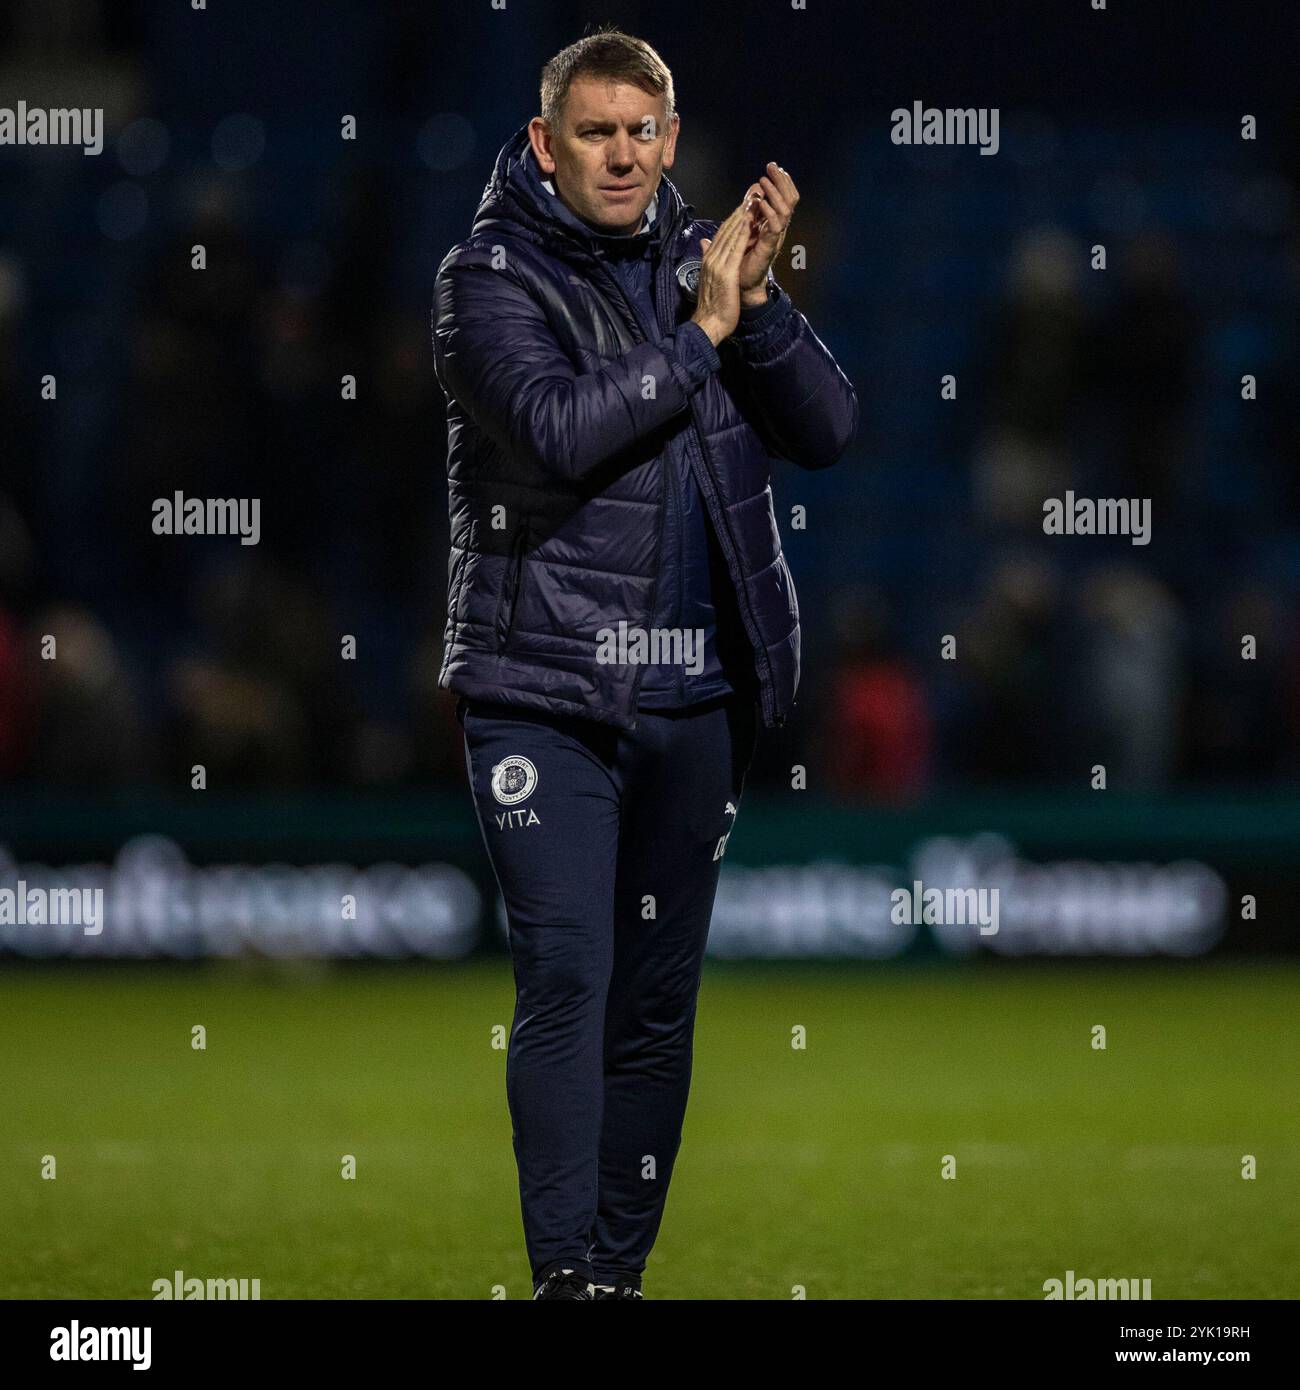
{"left": 539, "top": 29, "right": 675, "bottom": 129}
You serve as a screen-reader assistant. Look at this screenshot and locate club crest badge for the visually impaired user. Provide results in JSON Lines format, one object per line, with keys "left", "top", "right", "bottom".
{"left": 491, "top": 755, "right": 538, "bottom": 806}
{"left": 676, "top": 257, "right": 703, "bottom": 301}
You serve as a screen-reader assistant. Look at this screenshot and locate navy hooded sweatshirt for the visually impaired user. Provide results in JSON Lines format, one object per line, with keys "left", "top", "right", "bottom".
{"left": 526, "top": 153, "right": 781, "bottom": 709}
{"left": 432, "top": 122, "right": 859, "bottom": 732}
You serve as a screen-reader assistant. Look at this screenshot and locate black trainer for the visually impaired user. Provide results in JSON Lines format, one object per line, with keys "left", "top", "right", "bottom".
{"left": 593, "top": 1280, "right": 643, "bottom": 1299}
{"left": 533, "top": 1267, "right": 594, "bottom": 1300}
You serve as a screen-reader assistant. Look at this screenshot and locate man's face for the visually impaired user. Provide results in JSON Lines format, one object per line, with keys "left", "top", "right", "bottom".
{"left": 528, "top": 78, "right": 679, "bottom": 236}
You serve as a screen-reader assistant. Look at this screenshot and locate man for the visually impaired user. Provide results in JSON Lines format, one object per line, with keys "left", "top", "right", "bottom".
{"left": 432, "top": 30, "right": 857, "bottom": 1299}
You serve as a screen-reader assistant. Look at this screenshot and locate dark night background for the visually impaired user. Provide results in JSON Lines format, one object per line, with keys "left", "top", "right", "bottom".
{"left": 1, "top": 0, "right": 1296, "bottom": 800}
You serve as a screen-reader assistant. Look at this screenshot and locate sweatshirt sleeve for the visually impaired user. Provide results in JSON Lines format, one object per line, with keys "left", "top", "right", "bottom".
{"left": 723, "top": 279, "right": 859, "bottom": 470}
{"left": 685, "top": 219, "right": 859, "bottom": 470}
{"left": 433, "top": 243, "right": 718, "bottom": 485}
{"left": 669, "top": 318, "right": 722, "bottom": 389}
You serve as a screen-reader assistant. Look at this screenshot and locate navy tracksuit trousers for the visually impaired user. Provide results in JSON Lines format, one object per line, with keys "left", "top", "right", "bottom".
{"left": 458, "top": 692, "right": 757, "bottom": 1288}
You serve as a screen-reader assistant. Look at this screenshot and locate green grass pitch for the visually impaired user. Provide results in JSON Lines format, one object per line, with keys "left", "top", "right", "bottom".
{"left": 1, "top": 960, "right": 1295, "bottom": 1299}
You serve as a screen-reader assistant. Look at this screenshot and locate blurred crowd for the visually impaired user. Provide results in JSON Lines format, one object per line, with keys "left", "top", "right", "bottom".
{"left": 1, "top": 0, "right": 1297, "bottom": 800}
